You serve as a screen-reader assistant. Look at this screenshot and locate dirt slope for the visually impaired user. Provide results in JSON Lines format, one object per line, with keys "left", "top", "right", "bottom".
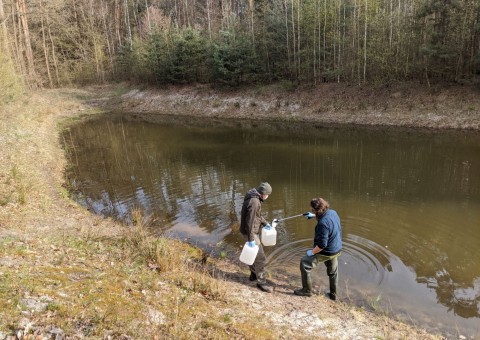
{"left": 112, "top": 82, "right": 480, "bottom": 130}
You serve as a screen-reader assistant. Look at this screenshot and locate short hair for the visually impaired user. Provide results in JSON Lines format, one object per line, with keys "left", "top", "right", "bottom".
{"left": 310, "top": 197, "right": 329, "bottom": 215}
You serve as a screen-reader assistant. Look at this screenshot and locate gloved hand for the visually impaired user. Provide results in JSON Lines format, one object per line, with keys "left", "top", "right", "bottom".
{"left": 303, "top": 212, "right": 315, "bottom": 219}
{"left": 264, "top": 224, "right": 272, "bottom": 230}
{"left": 306, "top": 249, "right": 314, "bottom": 256}
{"left": 247, "top": 241, "right": 256, "bottom": 247}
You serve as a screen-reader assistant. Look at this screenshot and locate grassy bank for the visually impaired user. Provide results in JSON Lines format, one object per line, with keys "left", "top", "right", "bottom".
{"left": 0, "top": 88, "right": 273, "bottom": 338}
{"left": 0, "top": 85, "right": 445, "bottom": 339}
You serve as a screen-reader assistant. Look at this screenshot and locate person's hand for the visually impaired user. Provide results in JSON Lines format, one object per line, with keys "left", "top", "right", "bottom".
{"left": 306, "top": 249, "right": 314, "bottom": 256}
{"left": 264, "top": 224, "right": 272, "bottom": 230}
{"left": 303, "top": 212, "right": 315, "bottom": 219}
{"left": 247, "top": 241, "right": 256, "bottom": 247}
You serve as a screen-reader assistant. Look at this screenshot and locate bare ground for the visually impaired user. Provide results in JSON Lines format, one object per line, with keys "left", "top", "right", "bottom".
{"left": 111, "top": 82, "right": 480, "bottom": 131}
{"left": 3, "top": 82, "right": 475, "bottom": 339}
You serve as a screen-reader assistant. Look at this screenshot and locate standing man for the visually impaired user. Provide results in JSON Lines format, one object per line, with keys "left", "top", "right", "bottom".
{"left": 240, "top": 182, "right": 273, "bottom": 293}
{"left": 294, "top": 197, "right": 342, "bottom": 300}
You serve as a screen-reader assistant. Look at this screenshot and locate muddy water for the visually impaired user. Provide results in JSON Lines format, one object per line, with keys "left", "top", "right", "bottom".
{"left": 63, "top": 114, "right": 480, "bottom": 337}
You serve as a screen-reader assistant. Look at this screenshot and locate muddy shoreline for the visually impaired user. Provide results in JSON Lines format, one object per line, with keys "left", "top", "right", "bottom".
{"left": 107, "top": 82, "right": 480, "bottom": 131}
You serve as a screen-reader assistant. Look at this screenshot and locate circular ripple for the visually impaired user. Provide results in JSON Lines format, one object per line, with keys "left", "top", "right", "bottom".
{"left": 265, "top": 234, "right": 400, "bottom": 288}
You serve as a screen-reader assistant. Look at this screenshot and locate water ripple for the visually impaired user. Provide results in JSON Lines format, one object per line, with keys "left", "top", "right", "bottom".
{"left": 266, "top": 234, "right": 398, "bottom": 288}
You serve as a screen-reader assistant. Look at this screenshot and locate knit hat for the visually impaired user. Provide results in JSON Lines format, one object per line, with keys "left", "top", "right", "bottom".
{"left": 257, "top": 182, "right": 272, "bottom": 195}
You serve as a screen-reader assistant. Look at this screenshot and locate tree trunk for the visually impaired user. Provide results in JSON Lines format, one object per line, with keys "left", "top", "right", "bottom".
{"left": 184, "top": 0, "right": 189, "bottom": 27}
{"left": 455, "top": 2, "right": 468, "bottom": 80}
{"left": 363, "top": 0, "right": 368, "bottom": 82}
{"left": 291, "top": 0, "right": 296, "bottom": 80}
{"left": 284, "top": 0, "right": 291, "bottom": 75}
{"left": 46, "top": 13, "right": 59, "bottom": 85}
{"left": 17, "top": 0, "right": 38, "bottom": 88}
{"left": 11, "top": 0, "right": 26, "bottom": 77}
{"left": 145, "top": 0, "right": 151, "bottom": 33}
{"left": 332, "top": 1, "right": 336, "bottom": 81}
{"left": 115, "top": 0, "right": 121, "bottom": 47}
{"left": 174, "top": 0, "right": 179, "bottom": 27}
{"left": 313, "top": 0, "right": 317, "bottom": 84}
{"left": 249, "top": 0, "right": 254, "bottom": 46}
{"left": 352, "top": 0, "right": 357, "bottom": 81}
{"left": 0, "top": 0, "right": 9, "bottom": 53}
{"left": 206, "top": 0, "right": 211, "bottom": 39}
{"left": 124, "top": 0, "right": 132, "bottom": 49}
{"left": 40, "top": 7, "right": 53, "bottom": 87}
{"left": 323, "top": 0, "right": 326, "bottom": 75}
{"left": 297, "top": 0, "right": 300, "bottom": 82}
{"left": 317, "top": 0, "right": 321, "bottom": 80}
{"left": 102, "top": 0, "right": 114, "bottom": 74}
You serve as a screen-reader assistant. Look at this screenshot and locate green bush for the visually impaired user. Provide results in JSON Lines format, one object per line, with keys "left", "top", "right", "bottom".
{"left": 212, "top": 31, "right": 262, "bottom": 87}
{"left": 143, "top": 28, "right": 209, "bottom": 85}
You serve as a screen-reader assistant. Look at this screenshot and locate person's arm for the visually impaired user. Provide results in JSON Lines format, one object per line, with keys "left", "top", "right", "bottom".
{"left": 260, "top": 215, "right": 268, "bottom": 227}
{"left": 313, "top": 221, "right": 328, "bottom": 253}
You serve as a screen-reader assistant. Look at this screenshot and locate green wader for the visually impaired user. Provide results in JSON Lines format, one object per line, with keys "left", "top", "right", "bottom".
{"left": 299, "top": 252, "right": 341, "bottom": 296}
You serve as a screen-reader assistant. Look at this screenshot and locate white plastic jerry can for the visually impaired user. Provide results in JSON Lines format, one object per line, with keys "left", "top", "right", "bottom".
{"left": 261, "top": 220, "right": 277, "bottom": 246}
{"left": 239, "top": 242, "right": 259, "bottom": 265}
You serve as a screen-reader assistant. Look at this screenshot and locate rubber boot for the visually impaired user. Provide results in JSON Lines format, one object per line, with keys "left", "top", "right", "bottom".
{"left": 294, "top": 267, "right": 313, "bottom": 296}
{"left": 257, "top": 283, "right": 273, "bottom": 293}
{"left": 328, "top": 282, "right": 337, "bottom": 301}
{"left": 328, "top": 263, "right": 338, "bottom": 301}
{"left": 294, "top": 288, "right": 312, "bottom": 296}
{"left": 256, "top": 273, "right": 273, "bottom": 293}
{"left": 249, "top": 271, "right": 257, "bottom": 281}
{"left": 326, "top": 292, "right": 337, "bottom": 301}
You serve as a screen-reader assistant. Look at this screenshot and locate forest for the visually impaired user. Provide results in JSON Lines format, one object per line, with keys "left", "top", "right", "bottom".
{"left": 0, "top": 0, "right": 479, "bottom": 91}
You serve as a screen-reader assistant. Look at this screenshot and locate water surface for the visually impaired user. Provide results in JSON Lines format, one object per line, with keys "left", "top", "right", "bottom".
{"left": 63, "top": 114, "right": 480, "bottom": 337}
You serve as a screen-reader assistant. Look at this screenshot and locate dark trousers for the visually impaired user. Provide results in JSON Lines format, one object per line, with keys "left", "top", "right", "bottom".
{"left": 243, "top": 234, "right": 267, "bottom": 284}
{"left": 300, "top": 252, "right": 340, "bottom": 294}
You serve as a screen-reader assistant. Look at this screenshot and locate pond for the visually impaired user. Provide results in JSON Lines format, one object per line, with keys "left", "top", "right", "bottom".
{"left": 63, "top": 113, "right": 480, "bottom": 337}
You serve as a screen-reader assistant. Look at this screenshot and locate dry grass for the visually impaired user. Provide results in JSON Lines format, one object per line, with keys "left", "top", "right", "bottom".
{"left": 0, "top": 208, "right": 245, "bottom": 338}
{"left": 0, "top": 229, "right": 236, "bottom": 338}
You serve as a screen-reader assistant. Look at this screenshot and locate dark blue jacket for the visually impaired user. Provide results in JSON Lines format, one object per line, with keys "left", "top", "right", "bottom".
{"left": 313, "top": 209, "right": 342, "bottom": 255}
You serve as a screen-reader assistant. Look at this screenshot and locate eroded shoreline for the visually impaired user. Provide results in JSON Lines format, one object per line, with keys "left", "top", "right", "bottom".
{"left": 110, "top": 83, "right": 480, "bottom": 131}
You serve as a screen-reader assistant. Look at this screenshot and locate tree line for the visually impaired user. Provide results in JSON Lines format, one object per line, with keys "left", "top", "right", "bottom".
{"left": 0, "top": 0, "right": 479, "bottom": 89}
